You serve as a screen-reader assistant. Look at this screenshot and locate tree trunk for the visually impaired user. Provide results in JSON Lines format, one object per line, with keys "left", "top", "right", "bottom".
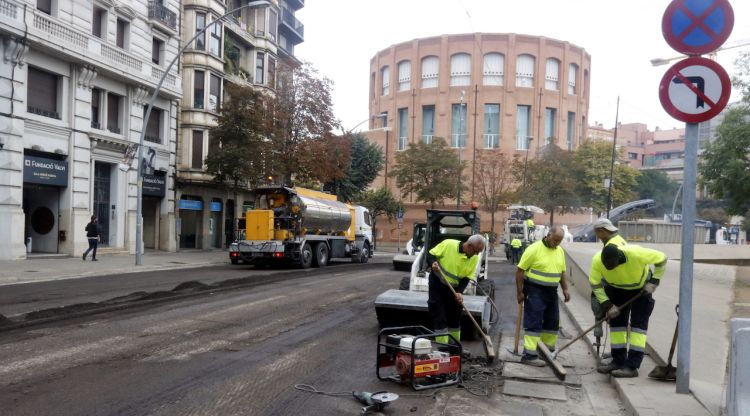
{"left": 233, "top": 179, "right": 240, "bottom": 243}
{"left": 490, "top": 210, "right": 496, "bottom": 254}
{"left": 549, "top": 207, "right": 555, "bottom": 227}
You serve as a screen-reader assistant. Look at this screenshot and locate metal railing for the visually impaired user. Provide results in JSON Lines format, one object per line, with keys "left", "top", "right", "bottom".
{"left": 451, "top": 134, "right": 466, "bottom": 148}
{"left": 147, "top": 1, "right": 176, "bottom": 30}
{"left": 483, "top": 134, "right": 499, "bottom": 149}
{"left": 422, "top": 134, "right": 434, "bottom": 144}
{"left": 91, "top": 121, "right": 101, "bottom": 129}
{"left": 280, "top": 7, "right": 304, "bottom": 38}
{"left": 107, "top": 125, "right": 121, "bottom": 134}
{"left": 398, "top": 136, "right": 407, "bottom": 150}
{"left": 27, "top": 106, "right": 60, "bottom": 119}
{"left": 145, "top": 135, "right": 161, "bottom": 144}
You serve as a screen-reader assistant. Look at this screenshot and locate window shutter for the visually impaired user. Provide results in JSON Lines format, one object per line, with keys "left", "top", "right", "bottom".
{"left": 421, "top": 56, "right": 439, "bottom": 88}
{"left": 483, "top": 53, "right": 504, "bottom": 86}
{"left": 450, "top": 53, "right": 471, "bottom": 86}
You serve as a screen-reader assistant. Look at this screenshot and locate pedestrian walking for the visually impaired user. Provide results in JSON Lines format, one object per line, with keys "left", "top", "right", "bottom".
{"left": 427, "top": 235, "right": 485, "bottom": 345}
{"left": 515, "top": 226, "right": 570, "bottom": 366}
{"left": 589, "top": 244, "right": 667, "bottom": 377}
{"left": 82, "top": 215, "right": 101, "bottom": 261}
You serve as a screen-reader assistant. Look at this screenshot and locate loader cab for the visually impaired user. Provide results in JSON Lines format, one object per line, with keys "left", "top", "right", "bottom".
{"left": 419, "top": 209, "right": 480, "bottom": 272}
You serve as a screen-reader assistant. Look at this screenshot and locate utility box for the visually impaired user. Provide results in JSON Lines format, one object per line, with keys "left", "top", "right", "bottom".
{"left": 617, "top": 221, "right": 709, "bottom": 244}
{"left": 246, "top": 210, "right": 274, "bottom": 241}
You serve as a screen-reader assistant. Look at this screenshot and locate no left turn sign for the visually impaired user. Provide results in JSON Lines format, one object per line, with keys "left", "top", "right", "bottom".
{"left": 658, "top": 57, "right": 731, "bottom": 124}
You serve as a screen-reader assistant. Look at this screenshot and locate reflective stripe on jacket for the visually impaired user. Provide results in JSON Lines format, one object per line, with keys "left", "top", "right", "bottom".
{"left": 589, "top": 244, "right": 667, "bottom": 303}
{"left": 517, "top": 240, "right": 566, "bottom": 287}
{"left": 428, "top": 239, "right": 479, "bottom": 286}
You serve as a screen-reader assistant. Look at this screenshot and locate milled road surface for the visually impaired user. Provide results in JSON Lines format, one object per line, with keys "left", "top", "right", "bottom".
{"left": 0, "top": 259, "right": 625, "bottom": 415}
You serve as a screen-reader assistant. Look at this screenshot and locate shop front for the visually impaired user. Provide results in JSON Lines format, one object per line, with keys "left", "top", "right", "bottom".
{"left": 143, "top": 171, "right": 167, "bottom": 250}
{"left": 178, "top": 196, "right": 203, "bottom": 249}
{"left": 23, "top": 152, "right": 68, "bottom": 254}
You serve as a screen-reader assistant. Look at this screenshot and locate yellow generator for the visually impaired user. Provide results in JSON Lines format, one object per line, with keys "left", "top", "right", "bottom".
{"left": 229, "top": 187, "right": 373, "bottom": 268}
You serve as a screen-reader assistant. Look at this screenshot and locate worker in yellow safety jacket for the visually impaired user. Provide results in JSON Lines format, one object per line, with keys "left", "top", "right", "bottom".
{"left": 591, "top": 218, "right": 628, "bottom": 348}
{"left": 589, "top": 244, "right": 667, "bottom": 378}
{"left": 510, "top": 237, "right": 522, "bottom": 265}
{"left": 428, "top": 235, "right": 485, "bottom": 345}
{"left": 515, "top": 226, "right": 570, "bottom": 366}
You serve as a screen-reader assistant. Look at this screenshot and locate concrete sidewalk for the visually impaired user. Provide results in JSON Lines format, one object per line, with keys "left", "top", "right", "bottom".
{"left": 563, "top": 242, "right": 729, "bottom": 416}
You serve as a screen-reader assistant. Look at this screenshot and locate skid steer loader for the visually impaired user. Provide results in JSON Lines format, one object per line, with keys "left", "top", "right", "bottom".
{"left": 374, "top": 209, "right": 495, "bottom": 339}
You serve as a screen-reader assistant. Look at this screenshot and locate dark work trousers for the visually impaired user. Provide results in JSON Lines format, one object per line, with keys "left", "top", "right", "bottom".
{"left": 523, "top": 281, "right": 560, "bottom": 355}
{"left": 427, "top": 273, "right": 462, "bottom": 334}
{"left": 605, "top": 286, "right": 655, "bottom": 369}
{"left": 511, "top": 247, "right": 521, "bottom": 264}
{"left": 83, "top": 238, "right": 98, "bottom": 260}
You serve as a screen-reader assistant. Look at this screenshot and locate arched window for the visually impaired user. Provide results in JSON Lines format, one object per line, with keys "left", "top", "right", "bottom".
{"left": 421, "top": 56, "right": 439, "bottom": 88}
{"left": 398, "top": 60, "right": 411, "bottom": 91}
{"left": 515, "top": 54, "right": 535, "bottom": 88}
{"left": 568, "top": 63, "right": 578, "bottom": 95}
{"left": 545, "top": 58, "right": 560, "bottom": 91}
{"left": 381, "top": 66, "right": 390, "bottom": 96}
{"left": 483, "top": 53, "right": 504, "bottom": 86}
{"left": 450, "top": 53, "right": 471, "bottom": 86}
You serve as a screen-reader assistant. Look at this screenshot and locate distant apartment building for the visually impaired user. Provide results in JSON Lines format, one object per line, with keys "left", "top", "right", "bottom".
{"left": 176, "top": 0, "right": 303, "bottom": 249}
{"left": 365, "top": 33, "right": 591, "bottom": 204}
{"left": 0, "top": 0, "right": 182, "bottom": 260}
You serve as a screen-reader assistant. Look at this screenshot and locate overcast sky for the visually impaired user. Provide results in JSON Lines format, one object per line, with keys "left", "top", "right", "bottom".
{"left": 294, "top": 0, "right": 750, "bottom": 133}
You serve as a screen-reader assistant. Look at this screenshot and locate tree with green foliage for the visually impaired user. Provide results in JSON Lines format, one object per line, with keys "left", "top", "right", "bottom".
{"left": 513, "top": 144, "right": 579, "bottom": 226}
{"left": 473, "top": 150, "right": 518, "bottom": 241}
{"left": 389, "top": 137, "right": 463, "bottom": 208}
{"left": 267, "top": 62, "right": 344, "bottom": 185}
{"left": 732, "top": 50, "right": 750, "bottom": 103}
{"left": 571, "top": 140, "right": 641, "bottom": 214}
{"left": 205, "top": 84, "right": 269, "bottom": 235}
{"left": 699, "top": 105, "right": 750, "bottom": 215}
{"left": 634, "top": 170, "right": 680, "bottom": 217}
{"left": 354, "top": 187, "right": 403, "bottom": 250}
{"left": 325, "top": 133, "right": 385, "bottom": 202}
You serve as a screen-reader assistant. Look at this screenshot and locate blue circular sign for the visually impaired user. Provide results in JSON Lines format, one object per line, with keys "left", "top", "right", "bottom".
{"left": 662, "top": 0, "right": 734, "bottom": 55}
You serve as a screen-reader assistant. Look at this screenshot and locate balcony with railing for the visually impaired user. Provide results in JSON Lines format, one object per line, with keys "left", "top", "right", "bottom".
{"left": 422, "top": 134, "right": 434, "bottom": 144}
{"left": 483, "top": 134, "right": 499, "bottom": 149}
{"left": 27, "top": 106, "right": 60, "bottom": 120}
{"left": 0, "top": 1, "right": 181, "bottom": 98}
{"left": 285, "top": 0, "right": 304, "bottom": 11}
{"left": 280, "top": 7, "right": 304, "bottom": 44}
{"left": 147, "top": 1, "right": 177, "bottom": 32}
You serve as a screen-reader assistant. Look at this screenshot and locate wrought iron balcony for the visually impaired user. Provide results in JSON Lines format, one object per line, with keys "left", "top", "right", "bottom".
{"left": 27, "top": 106, "right": 60, "bottom": 120}
{"left": 91, "top": 121, "right": 101, "bottom": 129}
{"left": 148, "top": 1, "right": 176, "bottom": 31}
{"left": 145, "top": 135, "right": 161, "bottom": 144}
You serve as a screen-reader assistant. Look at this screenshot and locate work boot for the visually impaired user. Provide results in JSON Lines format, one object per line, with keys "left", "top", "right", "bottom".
{"left": 611, "top": 367, "right": 639, "bottom": 378}
{"left": 82, "top": 253, "right": 86, "bottom": 261}
{"left": 597, "top": 361, "right": 622, "bottom": 374}
{"left": 520, "top": 355, "right": 546, "bottom": 367}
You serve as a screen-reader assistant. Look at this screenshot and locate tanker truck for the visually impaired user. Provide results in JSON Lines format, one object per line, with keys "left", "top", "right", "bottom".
{"left": 229, "top": 186, "right": 373, "bottom": 268}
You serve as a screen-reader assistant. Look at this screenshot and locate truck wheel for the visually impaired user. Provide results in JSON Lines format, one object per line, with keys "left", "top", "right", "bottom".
{"left": 399, "top": 276, "right": 410, "bottom": 290}
{"left": 352, "top": 242, "right": 370, "bottom": 263}
{"left": 313, "top": 243, "right": 329, "bottom": 268}
{"left": 299, "top": 243, "right": 313, "bottom": 269}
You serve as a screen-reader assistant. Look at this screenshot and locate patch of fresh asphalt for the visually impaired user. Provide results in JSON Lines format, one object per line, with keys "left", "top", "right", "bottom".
{"left": 0, "top": 260, "right": 391, "bottom": 333}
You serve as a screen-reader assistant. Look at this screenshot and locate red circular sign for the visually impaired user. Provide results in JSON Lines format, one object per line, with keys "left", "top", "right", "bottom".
{"left": 662, "top": 0, "right": 734, "bottom": 55}
{"left": 659, "top": 57, "right": 731, "bottom": 123}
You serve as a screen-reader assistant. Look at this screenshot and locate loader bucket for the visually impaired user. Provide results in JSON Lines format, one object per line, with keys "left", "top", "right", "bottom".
{"left": 374, "top": 289, "right": 491, "bottom": 339}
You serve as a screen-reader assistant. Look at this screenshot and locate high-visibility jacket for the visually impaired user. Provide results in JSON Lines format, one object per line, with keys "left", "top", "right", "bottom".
{"left": 429, "top": 239, "right": 479, "bottom": 286}
{"left": 589, "top": 244, "right": 667, "bottom": 304}
{"left": 518, "top": 240, "right": 566, "bottom": 287}
{"left": 526, "top": 219, "right": 535, "bottom": 228}
{"left": 603, "top": 233, "right": 627, "bottom": 247}
{"left": 511, "top": 238, "right": 522, "bottom": 248}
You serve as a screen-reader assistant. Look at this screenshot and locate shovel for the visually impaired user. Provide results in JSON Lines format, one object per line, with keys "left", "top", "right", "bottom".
{"left": 648, "top": 304, "right": 679, "bottom": 381}
{"left": 437, "top": 267, "right": 496, "bottom": 363}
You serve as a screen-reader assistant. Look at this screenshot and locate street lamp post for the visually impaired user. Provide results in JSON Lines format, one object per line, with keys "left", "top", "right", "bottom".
{"left": 521, "top": 136, "right": 534, "bottom": 203}
{"left": 135, "top": 0, "right": 271, "bottom": 265}
{"left": 605, "top": 96, "right": 620, "bottom": 218}
{"left": 457, "top": 90, "right": 465, "bottom": 208}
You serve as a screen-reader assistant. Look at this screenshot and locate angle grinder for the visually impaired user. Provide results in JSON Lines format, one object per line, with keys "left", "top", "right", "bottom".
{"left": 352, "top": 391, "right": 399, "bottom": 415}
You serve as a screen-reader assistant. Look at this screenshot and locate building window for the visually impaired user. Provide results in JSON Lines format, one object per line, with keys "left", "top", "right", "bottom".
{"left": 143, "top": 106, "right": 162, "bottom": 144}
{"left": 421, "top": 56, "right": 438, "bottom": 88}
{"left": 152, "top": 38, "right": 164, "bottom": 65}
{"left": 209, "top": 74, "right": 221, "bottom": 112}
{"left": 483, "top": 53, "right": 504, "bottom": 86}
{"left": 545, "top": 108, "right": 557, "bottom": 144}
{"left": 398, "top": 60, "right": 411, "bottom": 92}
{"left": 27, "top": 67, "right": 60, "bottom": 120}
{"left": 516, "top": 105, "right": 531, "bottom": 150}
{"left": 545, "top": 58, "right": 560, "bottom": 91}
{"left": 483, "top": 104, "right": 500, "bottom": 149}
{"left": 194, "top": 70, "right": 205, "bottom": 109}
{"left": 422, "top": 105, "right": 435, "bottom": 144}
{"left": 195, "top": 12, "right": 206, "bottom": 50}
{"left": 209, "top": 16, "right": 222, "bottom": 57}
{"left": 37, "top": 0, "right": 51, "bottom": 15}
{"left": 451, "top": 103, "right": 467, "bottom": 148}
{"left": 516, "top": 54, "right": 535, "bottom": 88}
{"left": 450, "top": 53, "right": 471, "bottom": 86}
{"left": 568, "top": 64, "right": 578, "bottom": 95}
{"left": 398, "top": 108, "right": 408, "bottom": 151}
{"left": 254, "top": 7, "right": 267, "bottom": 37}
{"left": 268, "top": 58, "right": 276, "bottom": 89}
{"left": 92, "top": 7, "right": 106, "bottom": 38}
{"left": 192, "top": 130, "right": 204, "bottom": 169}
{"left": 628, "top": 152, "right": 638, "bottom": 160}
{"left": 268, "top": 8, "right": 278, "bottom": 41}
{"left": 91, "top": 88, "right": 102, "bottom": 129}
{"left": 567, "top": 111, "right": 575, "bottom": 151}
{"left": 381, "top": 66, "right": 390, "bottom": 96}
{"left": 116, "top": 18, "right": 129, "bottom": 50}
{"left": 106, "top": 93, "right": 122, "bottom": 134}
{"left": 378, "top": 111, "right": 388, "bottom": 129}
{"left": 256, "top": 52, "right": 265, "bottom": 85}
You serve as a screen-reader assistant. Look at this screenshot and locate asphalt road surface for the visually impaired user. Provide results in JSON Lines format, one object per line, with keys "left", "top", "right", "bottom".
{"left": 0, "top": 258, "right": 625, "bottom": 415}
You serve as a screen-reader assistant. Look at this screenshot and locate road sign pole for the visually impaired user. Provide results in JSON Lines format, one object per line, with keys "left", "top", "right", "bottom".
{"left": 676, "top": 122, "right": 698, "bottom": 394}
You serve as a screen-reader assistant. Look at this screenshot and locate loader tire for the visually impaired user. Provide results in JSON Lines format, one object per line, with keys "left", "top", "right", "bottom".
{"left": 399, "top": 276, "right": 411, "bottom": 290}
